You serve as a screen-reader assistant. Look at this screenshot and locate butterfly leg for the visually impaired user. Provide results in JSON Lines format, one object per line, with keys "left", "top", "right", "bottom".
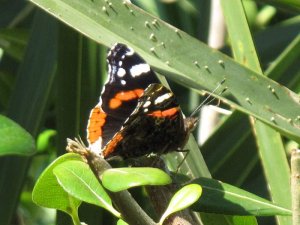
{"left": 175, "top": 149, "right": 190, "bottom": 173}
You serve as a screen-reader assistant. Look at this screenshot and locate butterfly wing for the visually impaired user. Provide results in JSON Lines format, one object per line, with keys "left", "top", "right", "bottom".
{"left": 101, "top": 83, "right": 187, "bottom": 159}
{"left": 87, "top": 43, "right": 160, "bottom": 153}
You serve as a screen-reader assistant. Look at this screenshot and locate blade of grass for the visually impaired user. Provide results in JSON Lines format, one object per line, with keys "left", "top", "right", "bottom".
{"left": 0, "top": 10, "right": 57, "bottom": 225}
{"left": 220, "top": 1, "right": 292, "bottom": 225}
{"left": 202, "top": 111, "right": 258, "bottom": 186}
{"left": 0, "top": 0, "right": 26, "bottom": 27}
{"left": 0, "top": 28, "right": 28, "bottom": 61}
{"left": 255, "top": 16, "right": 300, "bottom": 64}
{"left": 0, "top": 71, "right": 14, "bottom": 109}
{"left": 266, "top": 34, "right": 300, "bottom": 81}
{"left": 56, "top": 24, "right": 81, "bottom": 155}
{"left": 258, "top": 0, "right": 300, "bottom": 13}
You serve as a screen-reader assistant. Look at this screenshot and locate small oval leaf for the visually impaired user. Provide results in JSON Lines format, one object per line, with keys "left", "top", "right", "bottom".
{"left": 191, "top": 177, "right": 292, "bottom": 216}
{"left": 117, "top": 219, "right": 129, "bottom": 225}
{"left": 32, "top": 153, "right": 82, "bottom": 214}
{"left": 102, "top": 167, "right": 172, "bottom": 192}
{"left": 53, "top": 160, "right": 120, "bottom": 218}
{"left": 36, "top": 129, "right": 56, "bottom": 153}
{"left": 0, "top": 115, "right": 35, "bottom": 156}
{"left": 159, "top": 184, "right": 202, "bottom": 225}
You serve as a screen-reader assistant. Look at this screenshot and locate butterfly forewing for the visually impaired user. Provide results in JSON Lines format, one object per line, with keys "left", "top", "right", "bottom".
{"left": 87, "top": 43, "right": 159, "bottom": 153}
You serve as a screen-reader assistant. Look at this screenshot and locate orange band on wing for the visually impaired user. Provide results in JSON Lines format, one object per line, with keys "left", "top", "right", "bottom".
{"left": 115, "top": 89, "right": 144, "bottom": 100}
{"left": 109, "top": 98, "right": 122, "bottom": 109}
{"left": 147, "top": 107, "right": 179, "bottom": 118}
{"left": 87, "top": 107, "right": 107, "bottom": 144}
{"left": 109, "top": 89, "right": 144, "bottom": 109}
{"left": 102, "top": 133, "right": 123, "bottom": 158}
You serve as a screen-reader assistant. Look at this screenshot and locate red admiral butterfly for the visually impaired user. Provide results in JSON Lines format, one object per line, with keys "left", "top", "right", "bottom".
{"left": 87, "top": 43, "right": 197, "bottom": 159}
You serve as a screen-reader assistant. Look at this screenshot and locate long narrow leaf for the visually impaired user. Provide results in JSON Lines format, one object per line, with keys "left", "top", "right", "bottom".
{"left": 220, "top": 2, "right": 292, "bottom": 225}
{"left": 192, "top": 178, "right": 291, "bottom": 216}
{"left": 29, "top": 0, "right": 300, "bottom": 142}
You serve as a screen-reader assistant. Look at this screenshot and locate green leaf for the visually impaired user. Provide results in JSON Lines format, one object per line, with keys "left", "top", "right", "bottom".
{"left": 256, "top": 0, "right": 300, "bottom": 13}
{"left": 201, "top": 111, "right": 256, "bottom": 185}
{"left": 201, "top": 214, "right": 258, "bottom": 225}
{"left": 266, "top": 33, "right": 300, "bottom": 86}
{"left": 0, "top": 114, "right": 35, "bottom": 156}
{"left": 230, "top": 215, "right": 258, "bottom": 225}
{"left": 0, "top": 71, "right": 14, "bottom": 108}
{"left": 159, "top": 184, "right": 202, "bottom": 225}
{"left": 117, "top": 219, "right": 129, "bottom": 225}
{"left": 36, "top": 129, "right": 56, "bottom": 153}
{"left": 101, "top": 167, "right": 172, "bottom": 192}
{"left": 221, "top": 2, "right": 292, "bottom": 225}
{"left": 29, "top": 0, "right": 300, "bottom": 142}
{"left": 32, "top": 153, "right": 82, "bottom": 214}
{"left": 0, "top": 28, "right": 28, "bottom": 61}
{"left": 53, "top": 160, "right": 120, "bottom": 218}
{"left": 55, "top": 24, "right": 82, "bottom": 155}
{"left": 191, "top": 178, "right": 291, "bottom": 216}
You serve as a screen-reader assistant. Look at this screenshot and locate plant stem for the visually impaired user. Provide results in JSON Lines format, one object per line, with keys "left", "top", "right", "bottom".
{"left": 86, "top": 151, "right": 156, "bottom": 225}
{"left": 66, "top": 139, "right": 156, "bottom": 225}
{"left": 291, "top": 149, "right": 300, "bottom": 225}
{"left": 71, "top": 211, "right": 81, "bottom": 225}
{"left": 138, "top": 157, "right": 198, "bottom": 225}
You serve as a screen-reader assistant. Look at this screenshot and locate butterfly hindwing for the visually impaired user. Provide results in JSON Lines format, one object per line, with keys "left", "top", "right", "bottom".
{"left": 101, "top": 83, "right": 187, "bottom": 159}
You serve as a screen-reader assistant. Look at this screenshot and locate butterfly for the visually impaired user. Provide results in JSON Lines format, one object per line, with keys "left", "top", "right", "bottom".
{"left": 86, "top": 43, "right": 197, "bottom": 159}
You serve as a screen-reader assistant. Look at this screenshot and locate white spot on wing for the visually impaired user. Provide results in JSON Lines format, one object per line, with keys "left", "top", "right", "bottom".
{"left": 126, "top": 47, "right": 135, "bottom": 56}
{"left": 108, "top": 43, "right": 118, "bottom": 57}
{"left": 143, "top": 100, "right": 151, "bottom": 108}
{"left": 89, "top": 139, "right": 102, "bottom": 155}
{"left": 117, "top": 68, "right": 126, "bottom": 77}
{"left": 108, "top": 64, "right": 112, "bottom": 75}
{"left": 154, "top": 93, "right": 172, "bottom": 105}
{"left": 121, "top": 80, "right": 126, "bottom": 85}
{"left": 130, "top": 64, "right": 150, "bottom": 77}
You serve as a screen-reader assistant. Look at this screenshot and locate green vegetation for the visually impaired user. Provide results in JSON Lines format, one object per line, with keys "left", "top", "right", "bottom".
{"left": 0, "top": 0, "right": 299, "bottom": 224}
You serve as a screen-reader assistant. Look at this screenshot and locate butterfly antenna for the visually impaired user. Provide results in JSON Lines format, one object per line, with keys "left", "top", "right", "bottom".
{"left": 189, "top": 79, "right": 226, "bottom": 118}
